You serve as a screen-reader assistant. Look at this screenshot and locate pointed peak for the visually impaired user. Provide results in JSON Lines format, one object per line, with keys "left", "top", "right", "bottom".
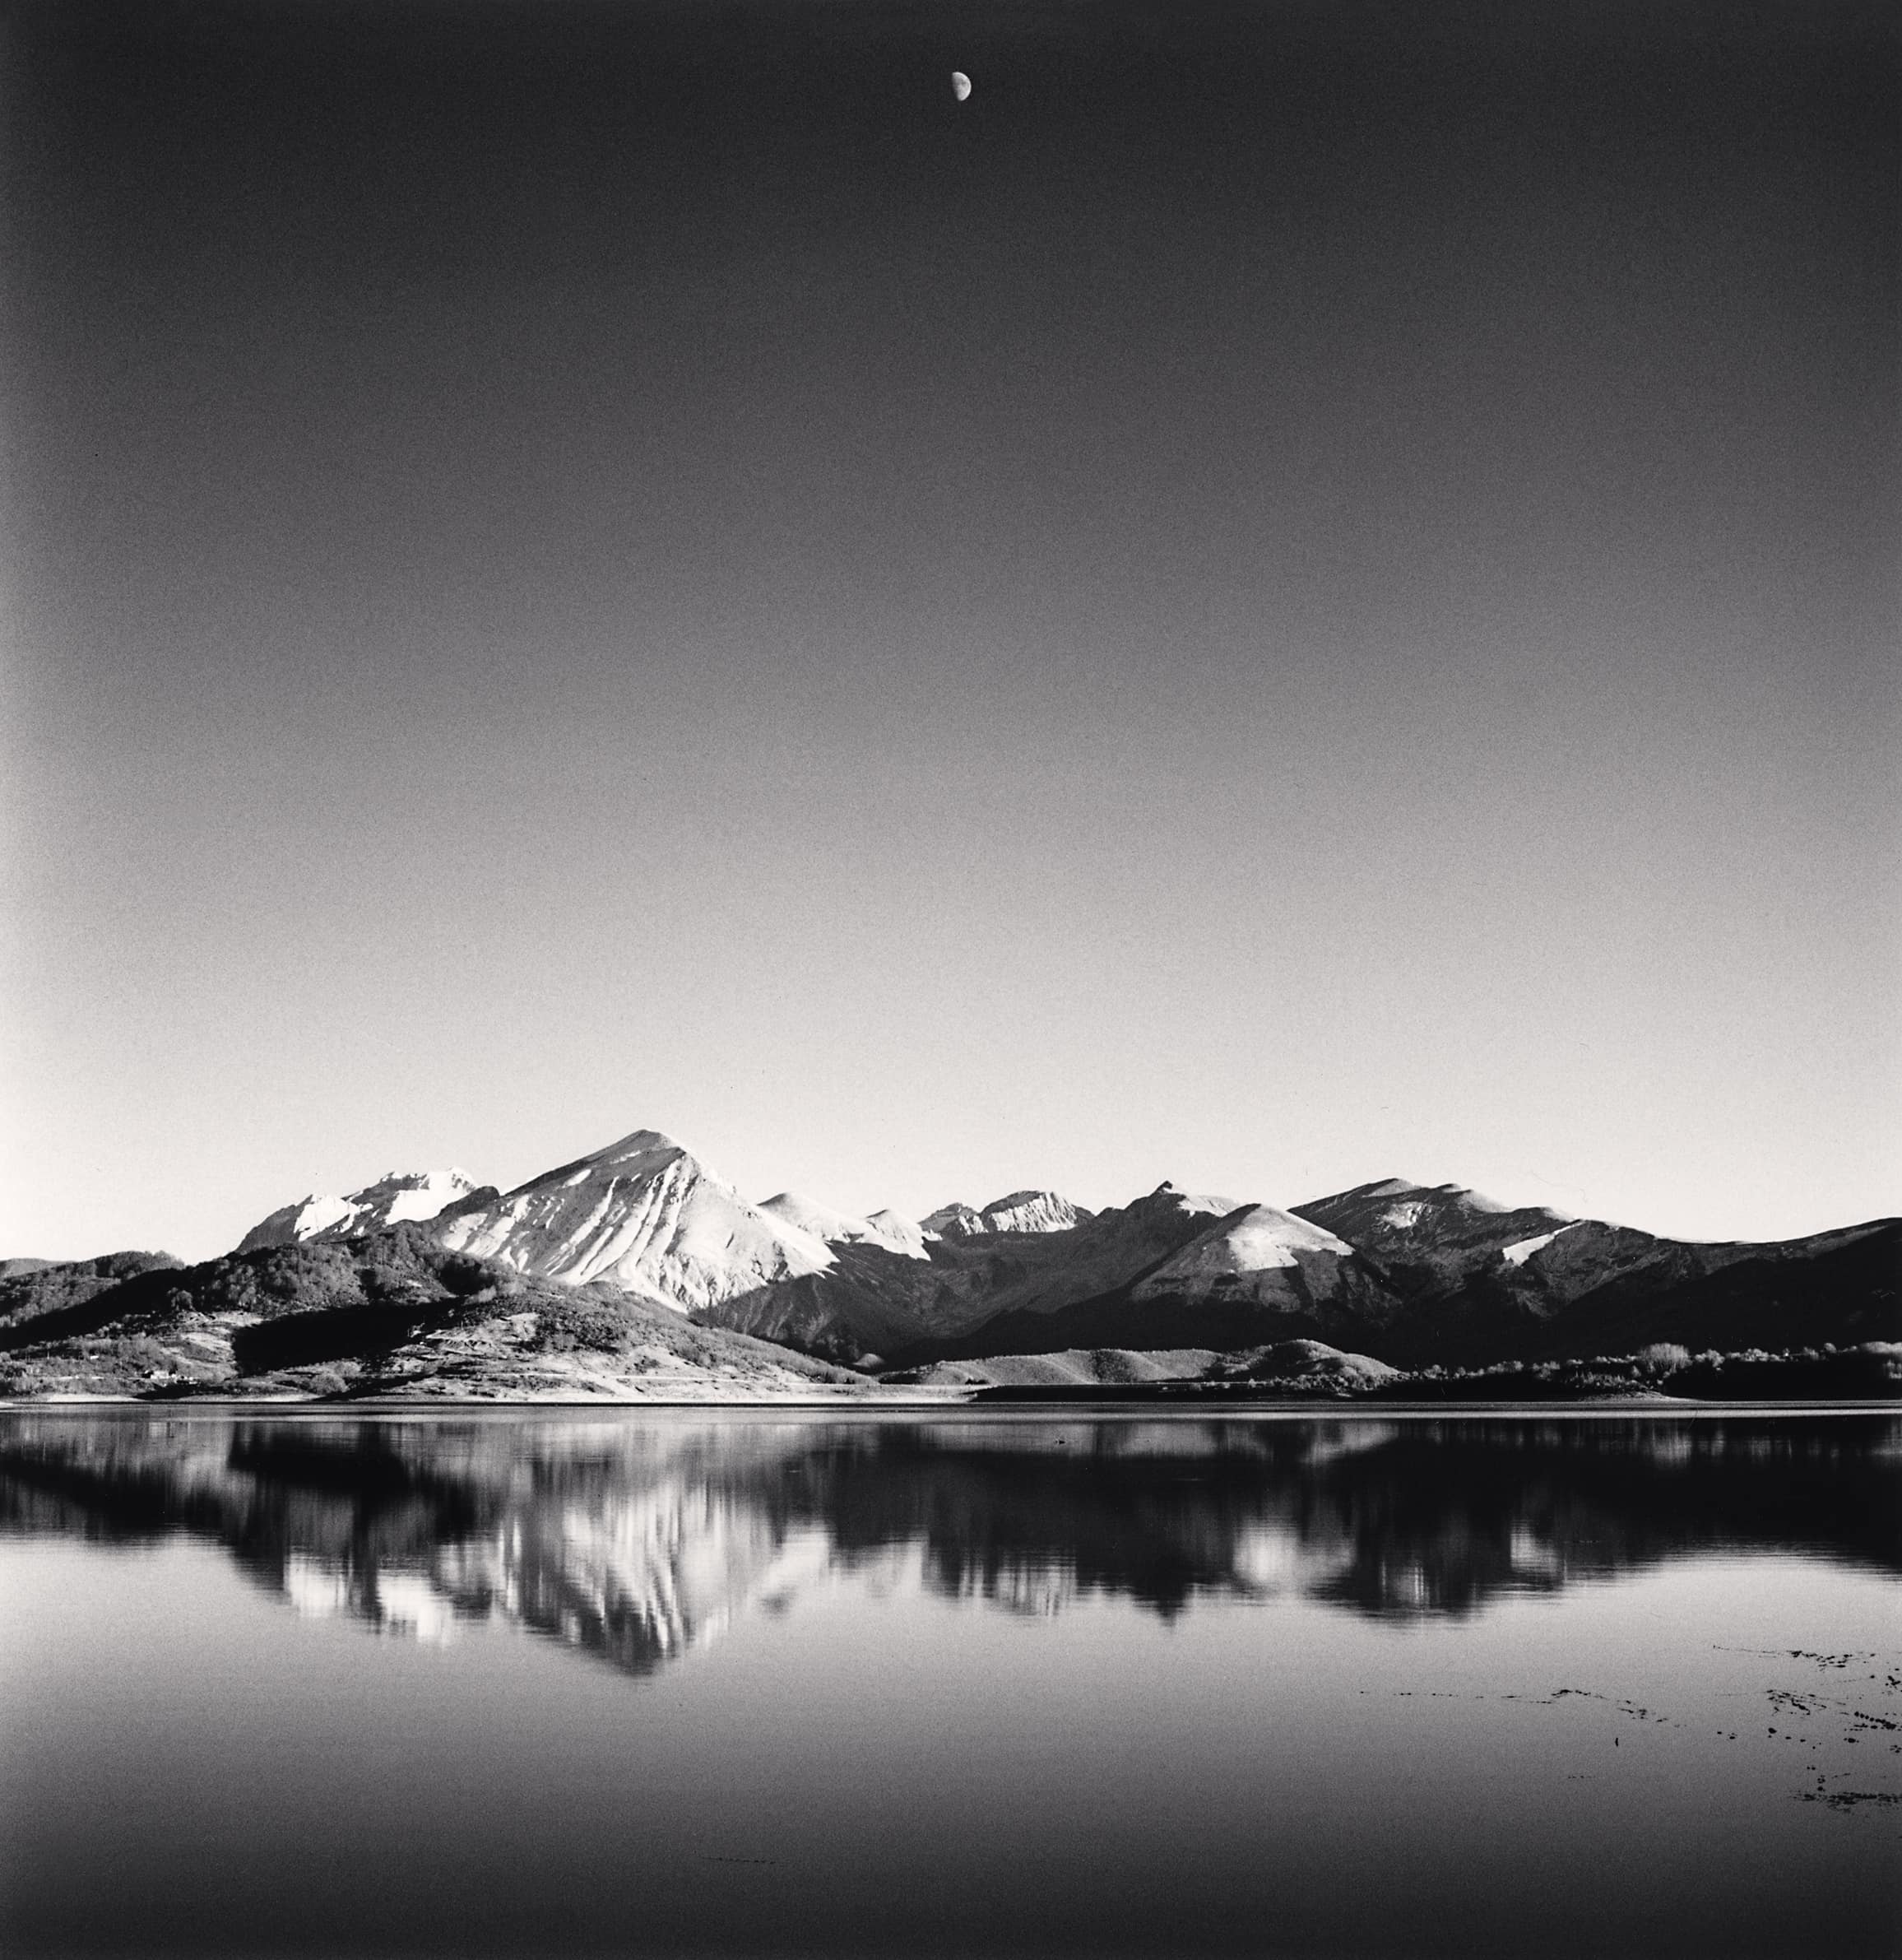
{"left": 921, "top": 1201, "right": 983, "bottom": 1234}
{"left": 587, "top": 1128, "right": 693, "bottom": 1164}
{"left": 503, "top": 1128, "right": 720, "bottom": 1203}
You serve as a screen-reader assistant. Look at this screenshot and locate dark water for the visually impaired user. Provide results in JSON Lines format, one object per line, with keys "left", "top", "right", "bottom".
{"left": 1, "top": 1410, "right": 1897, "bottom": 1958}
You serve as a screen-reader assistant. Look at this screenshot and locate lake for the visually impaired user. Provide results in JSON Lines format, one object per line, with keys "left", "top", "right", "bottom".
{"left": 1, "top": 1409, "right": 1896, "bottom": 1957}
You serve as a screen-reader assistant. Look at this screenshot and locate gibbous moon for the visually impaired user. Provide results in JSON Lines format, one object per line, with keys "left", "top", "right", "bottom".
{"left": 951, "top": 71, "right": 972, "bottom": 101}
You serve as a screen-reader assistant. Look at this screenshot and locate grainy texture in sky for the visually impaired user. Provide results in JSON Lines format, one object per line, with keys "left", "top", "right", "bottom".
{"left": 3, "top": 0, "right": 1895, "bottom": 1257}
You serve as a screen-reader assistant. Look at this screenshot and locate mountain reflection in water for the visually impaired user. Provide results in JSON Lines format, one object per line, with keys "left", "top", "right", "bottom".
{"left": 0, "top": 1412, "right": 1895, "bottom": 1678}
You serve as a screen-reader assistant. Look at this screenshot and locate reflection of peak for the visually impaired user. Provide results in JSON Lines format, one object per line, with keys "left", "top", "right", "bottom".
{"left": 284, "top": 1554, "right": 466, "bottom": 1643}
{"left": 2, "top": 1414, "right": 1893, "bottom": 1674}
{"left": 271, "top": 1461, "right": 834, "bottom": 1673}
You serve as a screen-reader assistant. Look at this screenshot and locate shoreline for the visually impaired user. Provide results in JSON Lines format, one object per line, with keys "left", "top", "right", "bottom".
{"left": 2, "top": 1395, "right": 1896, "bottom": 1418}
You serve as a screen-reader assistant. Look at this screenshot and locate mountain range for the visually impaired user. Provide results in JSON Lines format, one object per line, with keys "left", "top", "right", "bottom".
{"left": 1, "top": 1124, "right": 1895, "bottom": 1400}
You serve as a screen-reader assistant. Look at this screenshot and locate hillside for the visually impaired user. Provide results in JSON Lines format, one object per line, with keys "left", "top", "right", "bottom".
{"left": 0, "top": 1228, "right": 868, "bottom": 1401}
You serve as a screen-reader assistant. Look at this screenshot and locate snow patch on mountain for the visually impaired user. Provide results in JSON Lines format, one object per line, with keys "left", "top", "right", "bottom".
{"left": 985, "top": 1190, "right": 1091, "bottom": 1233}
{"left": 1148, "top": 1181, "right": 1243, "bottom": 1219}
{"left": 1293, "top": 1178, "right": 1574, "bottom": 1268}
{"left": 237, "top": 1168, "right": 480, "bottom": 1253}
{"left": 1501, "top": 1224, "right": 1580, "bottom": 1266}
{"left": 864, "top": 1209, "right": 931, "bottom": 1258}
{"left": 1133, "top": 1204, "right": 1357, "bottom": 1304}
{"left": 431, "top": 1130, "right": 835, "bottom": 1312}
{"left": 759, "top": 1194, "right": 930, "bottom": 1261}
{"left": 922, "top": 1191, "right": 1091, "bottom": 1238}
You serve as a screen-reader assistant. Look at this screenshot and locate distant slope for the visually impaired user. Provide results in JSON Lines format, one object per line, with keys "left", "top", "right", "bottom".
{"left": 696, "top": 1182, "right": 1241, "bottom": 1361}
{"left": 758, "top": 1193, "right": 929, "bottom": 1259}
{"left": 1292, "top": 1178, "right": 1573, "bottom": 1281}
{"left": 1505, "top": 1219, "right": 1902, "bottom": 1362}
{"left": 921, "top": 1191, "right": 1092, "bottom": 1238}
{"left": 908, "top": 1201, "right": 1402, "bottom": 1363}
{"left": 1290, "top": 1178, "right": 1901, "bottom": 1366}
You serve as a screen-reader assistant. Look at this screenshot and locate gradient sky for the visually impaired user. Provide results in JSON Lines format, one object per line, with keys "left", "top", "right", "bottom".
{"left": 3, "top": 0, "right": 1896, "bottom": 1261}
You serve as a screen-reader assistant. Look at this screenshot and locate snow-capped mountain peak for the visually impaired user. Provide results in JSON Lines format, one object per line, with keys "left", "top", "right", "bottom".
{"left": 921, "top": 1191, "right": 1092, "bottom": 1238}
{"left": 545, "top": 1129, "right": 693, "bottom": 1179}
{"left": 983, "top": 1190, "right": 1092, "bottom": 1234}
{"left": 430, "top": 1128, "right": 834, "bottom": 1311}
{"left": 236, "top": 1168, "right": 480, "bottom": 1253}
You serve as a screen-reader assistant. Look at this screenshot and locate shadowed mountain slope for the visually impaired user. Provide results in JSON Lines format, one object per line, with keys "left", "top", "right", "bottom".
{"left": 1284, "top": 1180, "right": 1901, "bottom": 1368}
{"left": 1, "top": 1252, "right": 183, "bottom": 1330}
{"left": 0, "top": 1226, "right": 867, "bottom": 1401}
{"left": 694, "top": 1182, "right": 1249, "bottom": 1361}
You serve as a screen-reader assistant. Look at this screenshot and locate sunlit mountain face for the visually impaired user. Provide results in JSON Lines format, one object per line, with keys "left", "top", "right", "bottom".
{"left": 3, "top": 1414, "right": 1895, "bottom": 1677}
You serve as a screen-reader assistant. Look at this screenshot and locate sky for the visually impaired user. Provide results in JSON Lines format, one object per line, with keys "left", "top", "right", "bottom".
{"left": 2, "top": 0, "right": 1896, "bottom": 1261}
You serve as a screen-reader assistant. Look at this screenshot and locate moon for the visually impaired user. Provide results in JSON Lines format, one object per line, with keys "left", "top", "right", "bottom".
{"left": 951, "top": 71, "right": 972, "bottom": 101}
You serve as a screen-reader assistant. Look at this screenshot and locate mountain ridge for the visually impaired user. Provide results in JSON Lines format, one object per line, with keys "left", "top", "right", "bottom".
{"left": 14, "top": 1126, "right": 1895, "bottom": 1396}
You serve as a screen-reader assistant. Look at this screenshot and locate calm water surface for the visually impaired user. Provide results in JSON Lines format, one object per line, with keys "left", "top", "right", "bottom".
{"left": 1, "top": 1410, "right": 1896, "bottom": 1958}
